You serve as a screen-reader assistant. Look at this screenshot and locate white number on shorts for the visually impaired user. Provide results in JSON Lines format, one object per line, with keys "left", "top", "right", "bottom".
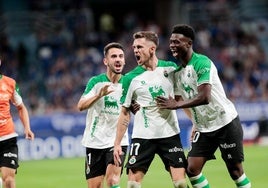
{"left": 192, "top": 132, "right": 200, "bottom": 143}
{"left": 129, "top": 143, "right": 140, "bottom": 156}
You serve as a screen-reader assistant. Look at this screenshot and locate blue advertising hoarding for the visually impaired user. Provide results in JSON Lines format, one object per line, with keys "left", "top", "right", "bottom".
{"left": 15, "top": 102, "right": 268, "bottom": 160}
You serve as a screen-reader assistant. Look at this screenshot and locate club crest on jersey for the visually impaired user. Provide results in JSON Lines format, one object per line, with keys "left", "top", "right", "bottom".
{"left": 140, "top": 80, "right": 146, "bottom": 85}
{"left": 163, "top": 70, "right": 168, "bottom": 77}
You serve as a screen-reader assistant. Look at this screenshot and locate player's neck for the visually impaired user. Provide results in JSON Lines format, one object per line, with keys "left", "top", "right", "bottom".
{"left": 143, "top": 56, "right": 158, "bottom": 71}
{"left": 107, "top": 72, "right": 121, "bottom": 83}
{"left": 181, "top": 50, "right": 193, "bottom": 67}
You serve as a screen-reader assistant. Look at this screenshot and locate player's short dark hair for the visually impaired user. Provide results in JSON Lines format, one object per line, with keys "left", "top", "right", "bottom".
{"left": 103, "top": 42, "right": 124, "bottom": 56}
{"left": 171, "top": 24, "right": 195, "bottom": 41}
{"left": 133, "top": 31, "right": 159, "bottom": 46}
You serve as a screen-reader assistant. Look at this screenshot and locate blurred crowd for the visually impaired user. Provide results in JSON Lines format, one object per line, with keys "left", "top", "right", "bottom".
{"left": 0, "top": 0, "right": 268, "bottom": 115}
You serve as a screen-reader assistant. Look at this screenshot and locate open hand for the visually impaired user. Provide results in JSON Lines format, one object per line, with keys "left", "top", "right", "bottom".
{"left": 156, "top": 95, "right": 178, "bottom": 109}
{"left": 98, "top": 84, "right": 114, "bottom": 97}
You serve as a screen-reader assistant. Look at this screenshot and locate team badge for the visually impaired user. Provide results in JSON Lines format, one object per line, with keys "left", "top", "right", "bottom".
{"left": 129, "top": 156, "right": 136, "bottom": 165}
{"left": 163, "top": 70, "right": 168, "bottom": 77}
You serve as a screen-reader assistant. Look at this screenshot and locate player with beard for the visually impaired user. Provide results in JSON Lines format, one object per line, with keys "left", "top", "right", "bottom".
{"left": 77, "top": 42, "right": 129, "bottom": 188}
{"left": 113, "top": 31, "right": 188, "bottom": 188}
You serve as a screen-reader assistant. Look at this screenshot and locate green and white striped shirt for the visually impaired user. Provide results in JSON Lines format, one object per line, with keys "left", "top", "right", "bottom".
{"left": 121, "top": 60, "right": 180, "bottom": 139}
{"left": 81, "top": 73, "right": 129, "bottom": 148}
{"left": 175, "top": 52, "right": 238, "bottom": 132}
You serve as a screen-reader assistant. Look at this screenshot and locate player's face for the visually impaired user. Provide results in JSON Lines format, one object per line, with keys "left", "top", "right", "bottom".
{"left": 132, "top": 38, "right": 154, "bottom": 66}
{"left": 104, "top": 48, "right": 125, "bottom": 74}
{"left": 169, "top": 33, "right": 191, "bottom": 60}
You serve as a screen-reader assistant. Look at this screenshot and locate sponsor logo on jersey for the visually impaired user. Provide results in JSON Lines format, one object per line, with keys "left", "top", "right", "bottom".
{"left": 104, "top": 96, "right": 119, "bottom": 109}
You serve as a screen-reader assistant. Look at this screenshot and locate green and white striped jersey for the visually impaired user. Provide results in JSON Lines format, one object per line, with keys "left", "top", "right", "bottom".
{"left": 175, "top": 52, "right": 238, "bottom": 132}
{"left": 81, "top": 73, "right": 128, "bottom": 149}
{"left": 121, "top": 60, "right": 180, "bottom": 139}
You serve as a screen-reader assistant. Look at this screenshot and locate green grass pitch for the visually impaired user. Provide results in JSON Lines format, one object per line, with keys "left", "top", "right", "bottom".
{"left": 16, "top": 145, "right": 266, "bottom": 188}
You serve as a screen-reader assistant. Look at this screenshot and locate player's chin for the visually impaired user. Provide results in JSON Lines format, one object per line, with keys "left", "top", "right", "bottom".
{"left": 114, "top": 69, "right": 123, "bottom": 74}
{"left": 137, "top": 59, "right": 143, "bottom": 65}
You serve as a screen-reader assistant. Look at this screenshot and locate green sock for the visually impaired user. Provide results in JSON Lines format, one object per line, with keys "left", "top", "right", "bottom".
{"left": 111, "top": 185, "right": 120, "bottom": 188}
{"left": 235, "top": 173, "right": 251, "bottom": 188}
{"left": 189, "top": 173, "right": 210, "bottom": 188}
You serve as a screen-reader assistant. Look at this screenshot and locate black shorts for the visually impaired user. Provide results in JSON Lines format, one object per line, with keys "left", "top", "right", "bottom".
{"left": 0, "top": 137, "right": 19, "bottom": 169}
{"left": 188, "top": 116, "right": 244, "bottom": 163}
{"left": 126, "top": 134, "right": 187, "bottom": 174}
{"left": 85, "top": 146, "right": 128, "bottom": 179}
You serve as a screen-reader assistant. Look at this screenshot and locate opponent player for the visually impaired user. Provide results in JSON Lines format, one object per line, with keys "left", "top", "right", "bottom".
{"left": 0, "top": 60, "right": 35, "bottom": 188}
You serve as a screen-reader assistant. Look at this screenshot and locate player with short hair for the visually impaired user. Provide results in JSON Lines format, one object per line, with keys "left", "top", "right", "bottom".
{"left": 0, "top": 60, "right": 35, "bottom": 188}
{"left": 156, "top": 24, "right": 251, "bottom": 188}
{"left": 113, "top": 31, "right": 188, "bottom": 188}
{"left": 77, "top": 42, "right": 129, "bottom": 188}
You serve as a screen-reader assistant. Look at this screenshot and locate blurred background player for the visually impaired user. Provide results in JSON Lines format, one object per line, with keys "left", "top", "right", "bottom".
{"left": 0, "top": 59, "right": 35, "bottom": 188}
{"left": 77, "top": 42, "right": 129, "bottom": 188}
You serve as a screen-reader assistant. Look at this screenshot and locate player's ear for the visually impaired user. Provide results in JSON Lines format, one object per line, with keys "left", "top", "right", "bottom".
{"left": 150, "top": 45, "right": 156, "bottom": 54}
{"left": 103, "top": 57, "right": 108, "bottom": 66}
{"left": 188, "top": 40, "right": 193, "bottom": 46}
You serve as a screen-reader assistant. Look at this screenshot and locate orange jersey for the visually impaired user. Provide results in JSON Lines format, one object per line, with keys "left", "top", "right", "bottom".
{"left": 0, "top": 74, "right": 22, "bottom": 138}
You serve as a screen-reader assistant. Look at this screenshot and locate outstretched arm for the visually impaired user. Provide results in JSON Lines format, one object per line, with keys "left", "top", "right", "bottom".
{"left": 114, "top": 106, "right": 130, "bottom": 166}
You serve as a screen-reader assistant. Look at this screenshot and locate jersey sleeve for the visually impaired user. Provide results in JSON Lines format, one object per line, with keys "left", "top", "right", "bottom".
{"left": 83, "top": 77, "right": 97, "bottom": 96}
{"left": 195, "top": 57, "right": 211, "bottom": 86}
{"left": 120, "top": 66, "right": 143, "bottom": 108}
{"left": 11, "top": 84, "right": 23, "bottom": 106}
{"left": 120, "top": 75, "right": 133, "bottom": 108}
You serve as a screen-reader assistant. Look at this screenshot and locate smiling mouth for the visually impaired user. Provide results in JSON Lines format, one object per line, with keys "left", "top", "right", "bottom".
{"left": 171, "top": 50, "right": 178, "bottom": 55}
